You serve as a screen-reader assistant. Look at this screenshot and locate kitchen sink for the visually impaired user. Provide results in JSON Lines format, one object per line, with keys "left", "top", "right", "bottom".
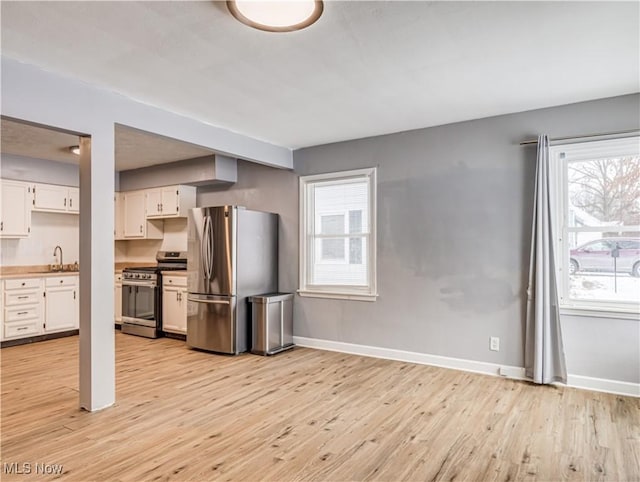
{"left": 49, "top": 264, "right": 79, "bottom": 273}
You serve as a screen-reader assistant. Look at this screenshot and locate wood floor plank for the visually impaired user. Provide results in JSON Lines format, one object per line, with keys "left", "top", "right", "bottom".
{"left": 1, "top": 332, "right": 638, "bottom": 481}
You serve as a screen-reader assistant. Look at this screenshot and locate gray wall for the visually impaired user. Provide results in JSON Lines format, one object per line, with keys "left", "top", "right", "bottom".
{"left": 197, "top": 161, "right": 299, "bottom": 294}
{"left": 1, "top": 153, "right": 79, "bottom": 186}
{"left": 562, "top": 314, "right": 639, "bottom": 382}
{"left": 290, "top": 94, "right": 639, "bottom": 383}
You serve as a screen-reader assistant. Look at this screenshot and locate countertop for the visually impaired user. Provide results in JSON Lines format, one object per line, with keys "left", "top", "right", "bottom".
{"left": 1, "top": 262, "right": 156, "bottom": 279}
{"left": 0, "top": 271, "right": 80, "bottom": 280}
{"left": 1, "top": 263, "right": 177, "bottom": 279}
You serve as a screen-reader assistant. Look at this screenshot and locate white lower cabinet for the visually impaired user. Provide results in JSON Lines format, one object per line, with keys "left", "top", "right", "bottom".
{"left": 162, "top": 275, "right": 187, "bottom": 334}
{"left": 44, "top": 276, "right": 79, "bottom": 333}
{"left": 2, "top": 275, "right": 79, "bottom": 342}
{"left": 115, "top": 273, "right": 122, "bottom": 325}
{"left": 2, "top": 278, "right": 43, "bottom": 341}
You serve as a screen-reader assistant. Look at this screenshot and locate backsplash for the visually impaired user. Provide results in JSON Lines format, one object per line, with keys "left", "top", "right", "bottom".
{"left": 1, "top": 211, "right": 79, "bottom": 266}
{"left": 2, "top": 210, "right": 188, "bottom": 267}
{"left": 115, "top": 218, "right": 188, "bottom": 263}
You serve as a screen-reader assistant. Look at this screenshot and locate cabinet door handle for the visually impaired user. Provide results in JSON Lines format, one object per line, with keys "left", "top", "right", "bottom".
{"left": 139, "top": 225, "right": 143, "bottom": 233}
{"left": 157, "top": 203, "right": 160, "bottom": 211}
{"left": 60, "top": 280, "right": 64, "bottom": 283}
{"left": 17, "top": 311, "right": 28, "bottom": 316}
{"left": 64, "top": 198, "right": 67, "bottom": 207}
{"left": 70, "top": 198, "right": 73, "bottom": 208}
{"left": 160, "top": 203, "right": 163, "bottom": 212}
{"left": 17, "top": 327, "right": 28, "bottom": 331}
{"left": 1, "top": 221, "right": 3, "bottom": 231}
{"left": 17, "top": 296, "right": 29, "bottom": 299}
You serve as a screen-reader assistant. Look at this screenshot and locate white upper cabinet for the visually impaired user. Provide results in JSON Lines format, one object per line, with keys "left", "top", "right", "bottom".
{"left": 114, "top": 193, "right": 126, "bottom": 240}
{"left": 0, "top": 179, "right": 33, "bottom": 238}
{"left": 123, "top": 191, "right": 146, "bottom": 238}
{"left": 122, "top": 190, "right": 163, "bottom": 239}
{"left": 33, "top": 183, "right": 79, "bottom": 214}
{"left": 145, "top": 185, "right": 196, "bottom": 219}
{"left": 68, "top": 187, "right": 79, "bottom": 213}
{"left": 146, "top": 189, "right": 163, "bottom": 217}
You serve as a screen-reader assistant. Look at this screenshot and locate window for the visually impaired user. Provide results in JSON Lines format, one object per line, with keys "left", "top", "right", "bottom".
{"left": 549, "top": 136, "right": 640, "bottom": 316}
{"left": 299, "top": 168, "right": 377, "bottom": 301}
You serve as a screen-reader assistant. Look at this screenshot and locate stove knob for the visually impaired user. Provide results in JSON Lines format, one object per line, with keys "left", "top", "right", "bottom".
{"left": 134, "top": 273, "right": 140, "bottom": 279}
{"left": 145, "top": 274, "right": 151, "bottom": 279}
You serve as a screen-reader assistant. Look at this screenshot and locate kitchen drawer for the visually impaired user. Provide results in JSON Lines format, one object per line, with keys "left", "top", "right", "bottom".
{"left": 5, "top": 305, "right": 39, "bottom": 322}
{"left": 4, "top": 320, "right": 40, "bottom": 339}
{"left": 163, "top": 275, "right": 187, "bottom": 288}
{"left": 45, "top": 276, "right": 78, "bottom": 287}
{"left": 5, "top": 290, "right": 40, "bottom": 306}
{"left": 5, "top": 278, "right": 41, "bottom": 290}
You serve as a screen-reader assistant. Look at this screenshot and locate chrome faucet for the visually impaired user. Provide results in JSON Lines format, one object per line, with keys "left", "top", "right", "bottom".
{"left": 53, "top": 245, "right": 63, "bottom": 270}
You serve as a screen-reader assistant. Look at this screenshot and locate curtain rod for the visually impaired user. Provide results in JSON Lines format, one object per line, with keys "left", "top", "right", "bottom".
{"left": 520, "top": 128, "right": 639, "bottom": 145}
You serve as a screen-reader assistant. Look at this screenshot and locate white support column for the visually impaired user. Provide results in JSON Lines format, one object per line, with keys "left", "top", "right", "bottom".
{"left": 79, "top": 127, "right": 115, "bottom": 411}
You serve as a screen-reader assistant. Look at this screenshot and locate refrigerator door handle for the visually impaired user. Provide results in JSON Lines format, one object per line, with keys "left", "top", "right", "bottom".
{"left": 202, "top": 216, "right": 214, "bottom": 280}
{"left": 187, "top": 297, "right": 230, "bottom": 305}
{"left": 201, "top": 217, "right": 208, "bottom": 279}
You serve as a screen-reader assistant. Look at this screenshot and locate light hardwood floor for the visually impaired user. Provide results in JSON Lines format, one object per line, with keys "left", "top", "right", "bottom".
{"left": 1, "top": 332, "right": 638, "bottom": 481}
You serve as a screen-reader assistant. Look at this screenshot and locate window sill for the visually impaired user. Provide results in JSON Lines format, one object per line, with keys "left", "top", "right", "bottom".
{"left": 560, "top": 306, "right": 640, "bottom": 321}
{"left": 297, "top": 290, "right": 378, "bottom": 302}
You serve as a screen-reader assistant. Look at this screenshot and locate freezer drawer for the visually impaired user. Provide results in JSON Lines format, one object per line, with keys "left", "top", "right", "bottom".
{"left": 249, "top": 293, "right": 294, "bottom": 356}
{"left": 187, "top": 294, "right": 241, "bottom": 354}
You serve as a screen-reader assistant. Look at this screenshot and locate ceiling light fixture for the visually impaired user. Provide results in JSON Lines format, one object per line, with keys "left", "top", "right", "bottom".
{"left": 69, "top": 145, "right": 80, "bottom": 155}
{"left": 227, "top": 1, "right": 323, "bottom": 32}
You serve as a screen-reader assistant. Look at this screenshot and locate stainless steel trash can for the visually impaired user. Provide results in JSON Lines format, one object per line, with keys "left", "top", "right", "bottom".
{"left": 248, "top": 293, "right": 294, "bottom": 355}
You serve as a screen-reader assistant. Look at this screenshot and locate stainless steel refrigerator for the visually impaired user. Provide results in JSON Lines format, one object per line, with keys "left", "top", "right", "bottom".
{"left": 186, "top": 206, "right": 278, "bottom": 354}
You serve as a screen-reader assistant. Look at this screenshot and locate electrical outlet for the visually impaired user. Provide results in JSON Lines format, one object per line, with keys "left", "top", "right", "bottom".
{"left": 490, "top": 337, "right": 500, "bottom": 351}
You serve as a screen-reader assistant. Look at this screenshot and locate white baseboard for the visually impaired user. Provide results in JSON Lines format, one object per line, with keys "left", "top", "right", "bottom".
{"left": 293, "top": 336, "right": 639, "bottom": 398}
{"left": 293, "top": 336, "right": 527, "bottom": 380}
{"left": 565, "top": 374, "right": 640, "bottom": 398}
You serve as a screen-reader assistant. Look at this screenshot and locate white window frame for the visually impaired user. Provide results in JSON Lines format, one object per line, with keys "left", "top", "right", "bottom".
{"left": 299, "top": 167, "right": 377, "bottom": 301}
{"left": 549, "top": 136, "right": 640, "bottom": 319}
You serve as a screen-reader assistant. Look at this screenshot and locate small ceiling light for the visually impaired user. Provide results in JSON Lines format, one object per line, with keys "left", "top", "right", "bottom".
{"left": 69, "top": 145, "right": 80, "bottom": 155}
{"left": 227, "top": 0, "right": 323, "bottom": 32}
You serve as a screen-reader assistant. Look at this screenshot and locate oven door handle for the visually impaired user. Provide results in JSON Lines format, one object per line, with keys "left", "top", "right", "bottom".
{"left": 122, "top": 282, "right": 157, "bottom": 288}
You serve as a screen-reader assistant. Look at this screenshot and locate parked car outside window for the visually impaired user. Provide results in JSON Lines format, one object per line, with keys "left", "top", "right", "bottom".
{"left": 569, "top": 237, "right": 640, "bottom": 276}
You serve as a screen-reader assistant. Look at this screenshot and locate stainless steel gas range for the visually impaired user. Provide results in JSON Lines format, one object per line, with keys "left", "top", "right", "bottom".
{"left": 121, "top": 251, "right": 187, "bottom": 338}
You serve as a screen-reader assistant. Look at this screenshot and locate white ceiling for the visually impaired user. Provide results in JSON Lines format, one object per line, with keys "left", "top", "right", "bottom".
{"left": 1, "top": 1, "right": 638, "bottom": 150}
{"left": 1, "top": 118, "right": 215, "bottom": 170}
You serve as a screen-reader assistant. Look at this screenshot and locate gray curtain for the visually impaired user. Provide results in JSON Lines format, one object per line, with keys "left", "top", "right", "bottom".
{"left": 525, "top": 134, "right": 567, "bottom": 384}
